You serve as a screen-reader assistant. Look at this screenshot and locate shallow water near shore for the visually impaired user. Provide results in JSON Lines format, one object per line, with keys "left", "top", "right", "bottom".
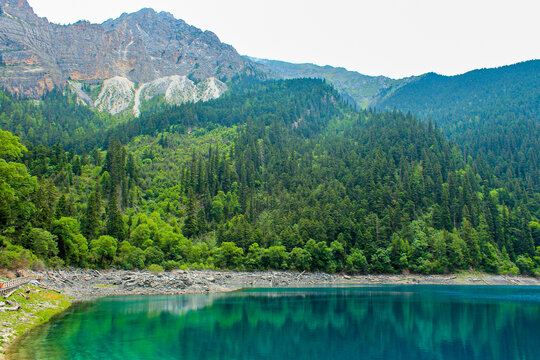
{"left": 9, "top": 285, "right": 540, "bottom": 360}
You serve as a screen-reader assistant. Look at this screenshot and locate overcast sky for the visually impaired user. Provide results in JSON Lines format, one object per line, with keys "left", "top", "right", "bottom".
{"left": 28, "top": 0, "right": 539, "bottom": 79}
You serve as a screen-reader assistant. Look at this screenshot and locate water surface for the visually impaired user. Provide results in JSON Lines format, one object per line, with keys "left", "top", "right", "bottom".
{"left": 11, "top": 285, "right": 540, "bottom": 359}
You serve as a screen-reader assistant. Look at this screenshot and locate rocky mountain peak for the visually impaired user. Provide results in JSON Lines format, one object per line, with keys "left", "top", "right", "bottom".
{"left": 113, "top": 7, "right": 175, "bottom": 25}
{"left": 0, "top": 1, "right": 258, "bottom": 98}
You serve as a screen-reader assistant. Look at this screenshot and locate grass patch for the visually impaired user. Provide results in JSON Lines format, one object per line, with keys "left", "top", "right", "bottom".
{"left": 0, "top": 285, "right": 72, "bottom": 355}
{"left": 93, "top": 284, "right": 117, "bottom": 288}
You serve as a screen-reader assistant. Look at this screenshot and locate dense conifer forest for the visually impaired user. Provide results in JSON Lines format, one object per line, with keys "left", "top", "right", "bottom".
{"left": 377, "top": 60, "right": 539, "bottom": 190}
{"left": 0, "top": 77, "right": 539, "bottom": 275}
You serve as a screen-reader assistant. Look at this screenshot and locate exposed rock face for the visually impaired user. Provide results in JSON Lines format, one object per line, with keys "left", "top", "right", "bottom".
{"left": 139, "top": 75, "right": 200, "bottom": 107}
{"left": 0, "top": 0, "right": 62, "bottom": 97}
{"left": 69, "top": 75, "right": 228, "bottom": 116}
{"left": 0, "top": 0, "right": 256, "bottom": 98}
{"left": 94, "top": 76, "right": 136, "bottom": 114}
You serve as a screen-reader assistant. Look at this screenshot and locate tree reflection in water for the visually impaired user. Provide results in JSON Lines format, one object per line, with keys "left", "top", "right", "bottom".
{"left": 12, "top": 286, "right": 540, "bottom": 360}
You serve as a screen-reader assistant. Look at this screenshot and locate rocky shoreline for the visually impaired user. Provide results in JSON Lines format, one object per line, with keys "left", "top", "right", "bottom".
{"left": 35, "top": 269, "right": 540, "bottom": 300}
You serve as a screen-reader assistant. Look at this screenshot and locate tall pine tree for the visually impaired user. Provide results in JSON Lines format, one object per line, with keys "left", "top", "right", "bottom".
{"left": 105, "top": 193, "right": 125, "bottom": 241}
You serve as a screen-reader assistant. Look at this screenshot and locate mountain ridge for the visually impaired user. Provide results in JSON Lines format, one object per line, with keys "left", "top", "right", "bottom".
{"left": 247, "top": 56, "right": 404, "bottom": 108}
{"left": 249, "top": 57, "right": 539, "bottom": 110}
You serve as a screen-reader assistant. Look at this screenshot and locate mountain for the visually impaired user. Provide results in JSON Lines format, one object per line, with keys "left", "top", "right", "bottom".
{"left": 248, "top": 57, "right": 406, "bottom": 108}
{"left": 0, "top": 0, "right": 256, "bottom": 99}
{"left": 375, "top": 60, "right": 540, "bottom": 186}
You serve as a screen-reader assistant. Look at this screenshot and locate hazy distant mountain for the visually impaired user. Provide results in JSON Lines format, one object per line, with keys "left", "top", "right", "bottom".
{"left": 0, "top": 0, "right": 257, "bottom": 98}
{"left": 247, "top": 57, "right": 414, "bottom": 108}
{"left": 248, "top": 57, "right": 540, "bottom": 119}
{"left": 374, "top": 60, "right": 540, "bottom": 122}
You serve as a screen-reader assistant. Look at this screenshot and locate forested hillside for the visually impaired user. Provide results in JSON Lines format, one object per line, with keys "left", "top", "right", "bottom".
{"left": 376, "top": 60, "right": 540, "bottom": 193}
{"left": 1, "top": 78, "right": 539, "bottom": 275}
{"left": 0, "top": 90, "right": 118, "bottom": 152}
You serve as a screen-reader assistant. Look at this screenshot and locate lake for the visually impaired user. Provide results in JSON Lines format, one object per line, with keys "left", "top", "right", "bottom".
{"left": 9, "top": 285, "right": 540, "bottom": 359}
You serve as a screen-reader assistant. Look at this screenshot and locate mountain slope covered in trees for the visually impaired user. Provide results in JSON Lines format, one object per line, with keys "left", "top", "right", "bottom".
{"left": 1, "top": 78, "right": 539, "bottom": 275}
{"left": 376, "top": 60, "right": 540, "bottom": 193}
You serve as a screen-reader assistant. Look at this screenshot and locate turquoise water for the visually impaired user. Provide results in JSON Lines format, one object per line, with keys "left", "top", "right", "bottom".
{"left": 10, "top": 286, "right": 540, "bottom": 359}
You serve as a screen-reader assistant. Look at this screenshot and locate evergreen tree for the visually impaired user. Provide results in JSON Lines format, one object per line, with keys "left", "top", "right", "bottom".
{"left": 105, "top": 193, "right": 125, "bottom": 241}
{"left": 82, "top": 187, "right": 101, "bottom": 240}
{"left": 182, "top": 190, "right": 199, "bottom": 238}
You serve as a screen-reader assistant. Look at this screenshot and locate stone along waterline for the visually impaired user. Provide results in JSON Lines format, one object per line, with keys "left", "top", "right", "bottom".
{"left": 9, "top": 286, "right": 540, "bottom": 360}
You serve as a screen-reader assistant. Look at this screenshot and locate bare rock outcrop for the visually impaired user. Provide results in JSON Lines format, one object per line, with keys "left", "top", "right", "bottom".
{"left": 68, "top": 75, "right": 228, "bottom": 116}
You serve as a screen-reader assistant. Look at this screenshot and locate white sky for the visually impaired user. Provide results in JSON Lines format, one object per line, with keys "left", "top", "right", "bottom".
{"left": 28, "top": 0, "right": 540, "bottom": 79}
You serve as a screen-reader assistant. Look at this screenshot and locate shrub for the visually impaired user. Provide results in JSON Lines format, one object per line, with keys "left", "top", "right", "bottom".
{"left": 214, "top": 242, "right": 243, "bottom": 269}
{"left": 370, "top": 248, "right": 393, "bottom": 273}
{"left": 516, "top": 255, "right": 535, "bottom": 275}
{"left": 27, "top": 228, "right": 58, "bottom": 259}
{"left": 144, "top": 246, "right": 164, "bottom": 266}
{"left": 47, "top": 256, "right": 65, "bottom": 269}
{"left": 345, "top": 249, "right": 368, "bottom": 273}
{"left": 163, "top": 260, "right": 181, "bottom": 271}
{"left": 289, "top": 247, "right": 312, "bottom": 271}
{"left": 148, "top": 264, "right": 164, "bottom": 273}
{"left": 89, "top": 235, "right": 118, "bottom": 268}
{"left": 0, "top": 238, "right": 41, "bottom": 270}
{"left": 262, "top": 246, "right": 288, "bottom": 269}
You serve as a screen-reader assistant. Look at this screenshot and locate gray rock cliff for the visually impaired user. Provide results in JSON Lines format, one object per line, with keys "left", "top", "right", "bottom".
{"left": 0, "top": 0, "right": 256, "bottom": 97}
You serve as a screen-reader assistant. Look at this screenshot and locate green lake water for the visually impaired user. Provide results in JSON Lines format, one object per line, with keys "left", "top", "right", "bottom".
{"left": 10, "top": 286, "right": 540, "bottom": 359}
